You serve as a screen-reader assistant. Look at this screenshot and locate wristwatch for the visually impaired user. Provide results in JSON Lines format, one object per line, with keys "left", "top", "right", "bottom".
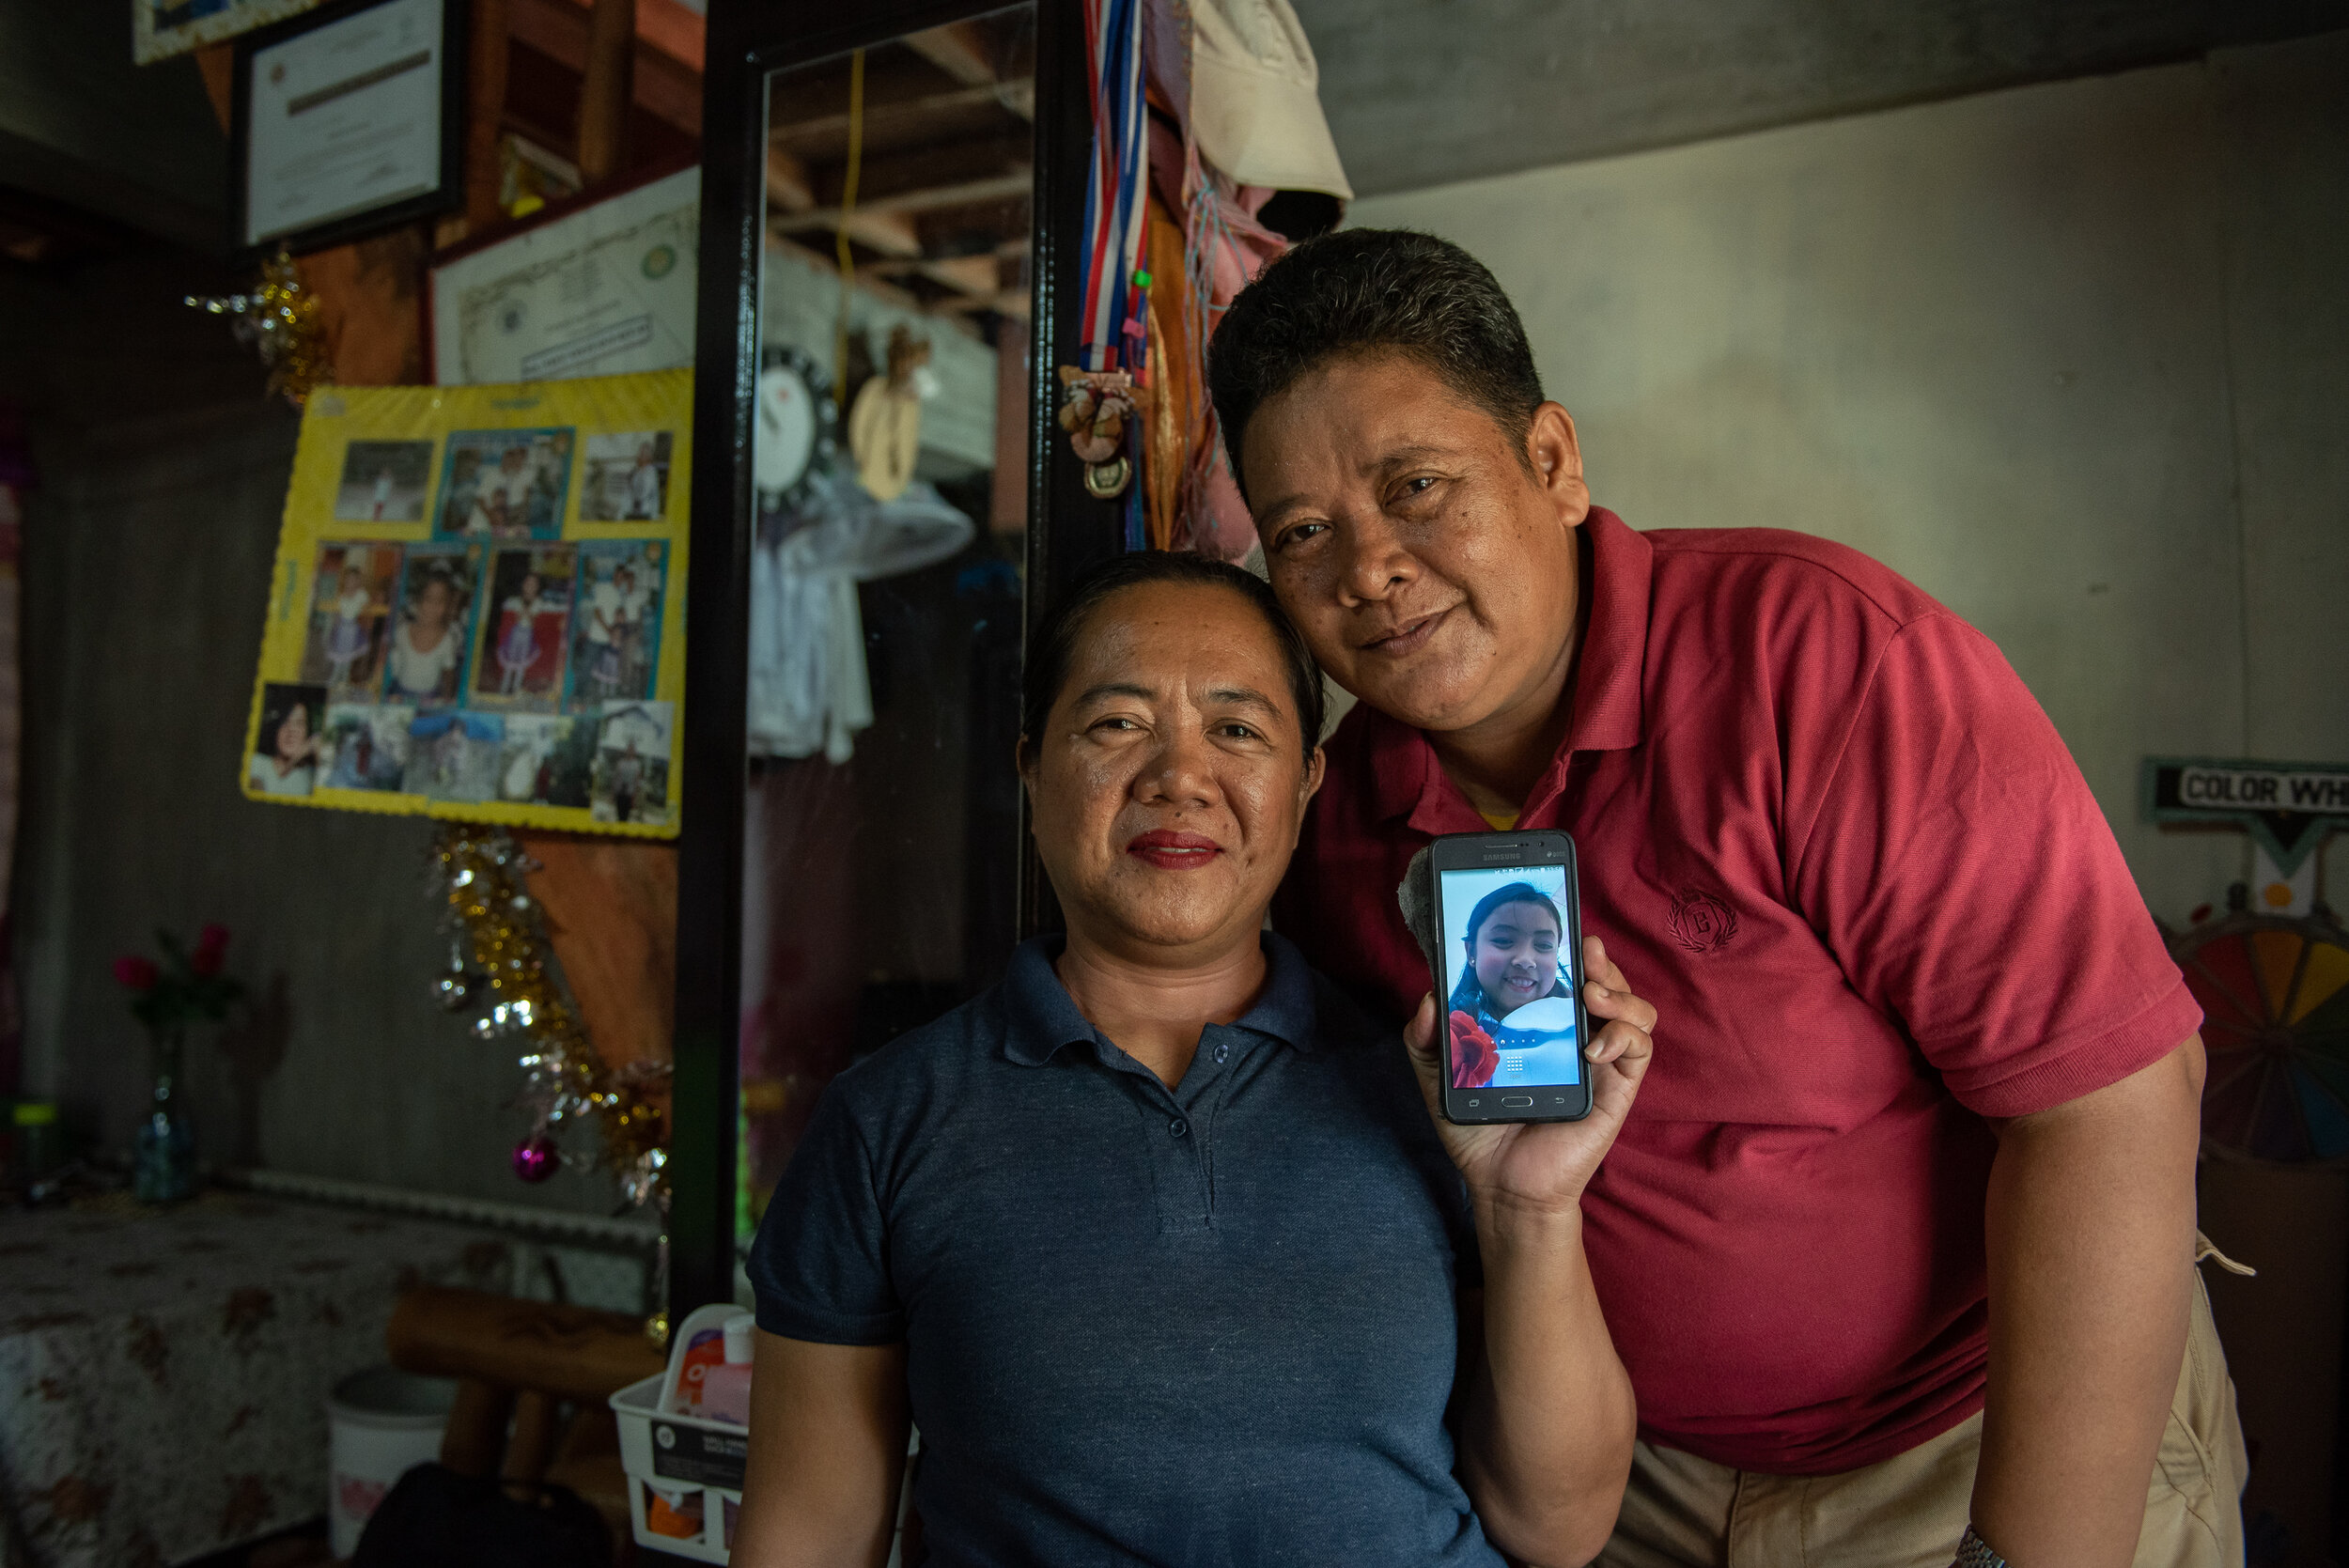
{"left": 1953, "top": 1526, "right": 2007, "bottom": 1568}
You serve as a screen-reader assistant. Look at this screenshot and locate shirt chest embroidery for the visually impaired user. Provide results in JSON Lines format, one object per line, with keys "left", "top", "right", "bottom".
{"left": 1667, "top": 888, "right": 1739, "bottom": 954}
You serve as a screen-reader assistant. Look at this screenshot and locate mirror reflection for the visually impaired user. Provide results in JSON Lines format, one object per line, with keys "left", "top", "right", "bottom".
{"left": 739, "top": 8, "right": 1038, "bottom": 1238}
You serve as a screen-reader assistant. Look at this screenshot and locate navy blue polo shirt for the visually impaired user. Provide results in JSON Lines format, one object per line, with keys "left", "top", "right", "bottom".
{"left": 749, "top": 932, "right": 1501, "bottom": 1568}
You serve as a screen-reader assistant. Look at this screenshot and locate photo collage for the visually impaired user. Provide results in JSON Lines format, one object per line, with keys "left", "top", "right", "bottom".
{"left": 248, "top": 384, "right": 685, "bottom": 834}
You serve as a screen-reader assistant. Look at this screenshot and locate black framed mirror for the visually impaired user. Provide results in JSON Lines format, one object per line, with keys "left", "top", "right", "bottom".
{"left": 672, "top": 0, "right": 1116, "bottom": 1316}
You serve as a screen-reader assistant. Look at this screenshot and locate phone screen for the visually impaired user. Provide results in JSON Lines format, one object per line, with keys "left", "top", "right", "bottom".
{"left": 1439, "top": 862, "right": 1583, "bottom": 1092}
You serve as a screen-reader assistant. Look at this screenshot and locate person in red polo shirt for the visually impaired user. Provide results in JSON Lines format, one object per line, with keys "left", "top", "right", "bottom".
{"left": 1208, "top": 230, "right": 2244, "bottom": 1568}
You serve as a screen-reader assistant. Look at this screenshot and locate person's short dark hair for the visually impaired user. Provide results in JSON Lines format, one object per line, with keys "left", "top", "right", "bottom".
{"left": 1206, "top": 228, "right": 1545, "bottom": 493}
{"left": 1020, "top": 552, "right": 1325, "bottom": 762}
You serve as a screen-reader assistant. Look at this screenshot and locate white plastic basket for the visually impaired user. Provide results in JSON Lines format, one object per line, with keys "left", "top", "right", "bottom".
{"left": 611, "top": 1336, "right": 920, "bottom": 1564}
{"left": 611, "top": 1371, "right": 741, "bottom": 1561}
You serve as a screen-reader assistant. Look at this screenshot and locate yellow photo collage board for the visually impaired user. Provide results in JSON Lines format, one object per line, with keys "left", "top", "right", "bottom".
{"left": 243, "top": 369, "right": 691, "bottom": 837}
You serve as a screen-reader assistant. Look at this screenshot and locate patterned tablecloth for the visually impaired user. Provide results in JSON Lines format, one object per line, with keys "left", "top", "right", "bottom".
{"left": 0, "top": 1190, "right": 514, "bottom": 1568}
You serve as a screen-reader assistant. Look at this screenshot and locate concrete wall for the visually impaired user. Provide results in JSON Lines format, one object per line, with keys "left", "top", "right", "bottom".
{"left": 1349, "top": 31, "right": 2349, "bottom": 924}
{"left": 1302, "top": 0, "right": 2349, "bottom": 197}
{"left": 7, "top": 249, "right": 619, "bottom": 1214}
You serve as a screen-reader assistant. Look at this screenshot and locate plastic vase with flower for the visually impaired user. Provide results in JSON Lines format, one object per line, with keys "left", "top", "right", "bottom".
{"left": 112, "top": 924, "right": 243, "bottom": 1202}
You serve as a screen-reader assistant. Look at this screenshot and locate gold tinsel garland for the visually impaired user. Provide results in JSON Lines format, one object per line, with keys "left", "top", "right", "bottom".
{"left": 428, "top": 824, "right": 672, "bottom": 1205}
{"left": 185, "top": 248, "right": 332, "bottom": 406}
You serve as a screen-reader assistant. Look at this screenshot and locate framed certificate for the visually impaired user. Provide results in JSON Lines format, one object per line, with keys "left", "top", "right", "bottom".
{"left": 427, "top": 163, "right": 702, "bottom": 386}
{"left": 230, "top": 0, "right": 466, "bottom": 255}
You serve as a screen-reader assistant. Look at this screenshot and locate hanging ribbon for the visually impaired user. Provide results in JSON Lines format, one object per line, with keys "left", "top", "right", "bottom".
{"left": 1079, "top": 0, "right": 1149, "bottom": 375}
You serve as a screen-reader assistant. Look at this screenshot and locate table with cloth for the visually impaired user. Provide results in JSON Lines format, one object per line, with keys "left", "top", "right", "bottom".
{"left": 0, "top": 1190, "right": 514, "bottom": 1568}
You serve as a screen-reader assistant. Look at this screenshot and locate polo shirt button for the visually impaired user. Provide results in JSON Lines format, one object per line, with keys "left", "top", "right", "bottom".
{"left": 1169, "top": 1117, "right": 1189, "bottom": 1138}
{"left": 1213, "top": 1043, "right": 1229, "bottom": 1063}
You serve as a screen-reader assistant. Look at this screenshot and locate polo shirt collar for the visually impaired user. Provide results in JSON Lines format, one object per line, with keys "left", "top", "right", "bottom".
{"left": 1362, "top": 505, "right": 1653, "bottom": 827}
{"left": 999, "top": 932, "right": 1321, "bottom": 1066}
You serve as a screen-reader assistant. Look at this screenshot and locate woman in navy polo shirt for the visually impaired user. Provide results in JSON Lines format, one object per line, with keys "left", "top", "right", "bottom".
{"left": 734, "top": 552, "right": 1656, "bottom": 1568}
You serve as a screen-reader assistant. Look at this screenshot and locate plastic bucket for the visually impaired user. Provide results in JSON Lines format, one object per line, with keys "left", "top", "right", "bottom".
{"left": 327, "top": 1365, "right": 457, "bottom": 1558}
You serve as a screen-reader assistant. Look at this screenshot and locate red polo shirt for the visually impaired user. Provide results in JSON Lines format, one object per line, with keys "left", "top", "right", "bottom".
{"left": 1273, "top": 507, "right": 2201, "bottom": 1474}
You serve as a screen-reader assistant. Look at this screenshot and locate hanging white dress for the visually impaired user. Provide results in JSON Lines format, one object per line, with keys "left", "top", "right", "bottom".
{"left": 747, "top": 470, "right": 974, "bottom": 764}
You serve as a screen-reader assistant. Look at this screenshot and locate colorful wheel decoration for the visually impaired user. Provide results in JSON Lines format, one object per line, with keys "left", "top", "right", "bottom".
{"left": 2173, "top": 913, "right": 2349, "bottom": 1162}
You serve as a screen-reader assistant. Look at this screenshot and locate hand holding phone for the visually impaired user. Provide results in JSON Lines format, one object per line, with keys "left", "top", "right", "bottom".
{"left": 1402, "top": 932, "right": 1657, "bottom": 1217}
{"left": 1400, "top": 830, "right": 1657, "bottom": 1211}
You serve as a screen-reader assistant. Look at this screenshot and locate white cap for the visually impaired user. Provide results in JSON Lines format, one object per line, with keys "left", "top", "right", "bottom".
{"left": 723, "top": 1312, "right": 755, "bottom": 1365}
{"left": 1190, "top": 0, "right": 1353, "bottom": 200}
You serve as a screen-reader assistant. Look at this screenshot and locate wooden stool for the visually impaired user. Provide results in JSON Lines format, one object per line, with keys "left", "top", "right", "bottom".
{"left": 387, "top": 1287, "right": 666, "bottom": 1561}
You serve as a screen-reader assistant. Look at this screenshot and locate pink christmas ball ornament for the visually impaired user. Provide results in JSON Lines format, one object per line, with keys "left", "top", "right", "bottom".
{"left": 511, "top": 1134, "right": 561, "bottom": 1184}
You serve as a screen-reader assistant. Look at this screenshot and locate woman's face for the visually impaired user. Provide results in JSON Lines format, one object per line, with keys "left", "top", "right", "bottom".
{"left": 520, "top": 573, "right": 540, "bottom": 599}
{"left": 1020, "top": 582, "right": 1324, "bottom": 963}
{"left": 1470, "top": 899, "right": 1562, "bottom": 1017}
{"left": 340, "top": 566, "right": 365, "bottom": 593}
{"left": 275, "top": 703, "right": 311, "bottom": 762}
{"left": 417, "top": 578, "right": 453, "bottom": 629}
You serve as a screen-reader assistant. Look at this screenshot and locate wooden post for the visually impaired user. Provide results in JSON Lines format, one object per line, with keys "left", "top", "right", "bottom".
{"left": 578, "top": 0, "right": 637, "bottom": 184}
{"left": 464, "top": 0, "right": 512, "bottom": 232}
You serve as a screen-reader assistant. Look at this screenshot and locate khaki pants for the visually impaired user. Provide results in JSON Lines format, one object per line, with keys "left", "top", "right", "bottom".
{"left": 1599, "top": 1250, "right": 2248, "bottom": 1568}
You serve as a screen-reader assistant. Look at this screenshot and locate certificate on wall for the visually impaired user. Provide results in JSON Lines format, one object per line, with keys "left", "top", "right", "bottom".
{"left": 242, "top": 369, "right": 692, "bottom": 838}
{"left": 428, "top": 164, "right": 702, "bottom": 386}
{"left": 235, "top": 0, "right": 461, "bottom": 251}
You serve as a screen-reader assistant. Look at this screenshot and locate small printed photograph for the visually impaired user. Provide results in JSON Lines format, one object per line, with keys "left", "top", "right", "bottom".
{"left": 250, "top": 682, "right": 326, "bottom": 799}
{"left": 382, "top": 546, "right": 477, "bottom": 706}
{"left": 299, "top": 542, "right": 402, "bottom": 697}
{"left": 433, "top": 427, "right": 575, "bottom": 539}
{"left": 498, "top": 714, "right": 598, "bottom": 808}
{"left": 580, "top": 431, "right": 674, "bottom": 521}
{"left": 322, "top": 703, "right": 414, "bottom": 792}
{"left": 334, "top": 440, "right": 435, "bottom": 522}
{"left": 403, "top": 710, "right": 506, "bottom": 802}
{"left": 566, "top": 539, "right": 666, "bottom": 709}
{"left": 591, "top": 700, "right": 673, "bottom": 827}
{"left": 472, "top": 545, "right": 576, "bottom": 711}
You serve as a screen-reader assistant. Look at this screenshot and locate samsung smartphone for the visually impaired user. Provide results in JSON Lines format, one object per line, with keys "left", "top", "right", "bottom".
{"left": 1432, "top": 830, "right": 1594, "bottom": 1125}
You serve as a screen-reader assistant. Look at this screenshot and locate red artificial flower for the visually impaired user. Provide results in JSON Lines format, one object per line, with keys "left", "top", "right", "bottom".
{"left": 114, "top": 955, "right": 160, "bottom": 991}
{"left": 192, "top": 923, "right": 231, "bottom": 977}
{"left": 1449, "top": 1010, "right": 1499, "bottom": 1091}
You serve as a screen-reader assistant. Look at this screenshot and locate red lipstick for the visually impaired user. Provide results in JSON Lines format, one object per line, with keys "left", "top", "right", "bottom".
{"left": 1127, "top": 830, "right": 1222, "bottom": 869}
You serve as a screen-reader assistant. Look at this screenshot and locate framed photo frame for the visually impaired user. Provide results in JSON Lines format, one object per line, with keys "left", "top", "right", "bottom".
{"left": 228, "top": 0, "right": 467, "bottom": 256}
{"left": 132, "top": 0, "right": 327, "bottom": 65}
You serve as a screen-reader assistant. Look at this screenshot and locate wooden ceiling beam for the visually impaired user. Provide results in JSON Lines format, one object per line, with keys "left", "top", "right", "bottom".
{"left": 769, "top": 84, "right": 1028, "bottom": 163}
{"left": 508, "top": 0, "right": 699, "bottom": 134}
{"left": 900, "top": 22, "right": 1032, "bottom": 118}
{"left": 777, "top": 171, "right": 1034, "bottom": 233}
{"left": 765, "top": 146, "right": 816, "bottom": 214}
{"left": 800, "top": 132, "right": 1030, "bottom": 210}
{"left": 866, "top": 253, "right": 1002, "bottom": 297}
{"left": 933, "top": 288, "right": 1033, "bottom": 320}
{"left": 769, "top": 209, "right": 926, "bottom": 259}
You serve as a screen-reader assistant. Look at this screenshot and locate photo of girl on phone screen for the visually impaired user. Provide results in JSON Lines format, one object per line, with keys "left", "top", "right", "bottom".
{"left": 1446, "top": 875, "right": 1579, "bottom": 1090}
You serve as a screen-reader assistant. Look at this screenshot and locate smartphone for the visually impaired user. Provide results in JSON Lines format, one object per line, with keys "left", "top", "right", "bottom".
{"left": 1432, "top": 830, "right": 1594, "bottom": 1125}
